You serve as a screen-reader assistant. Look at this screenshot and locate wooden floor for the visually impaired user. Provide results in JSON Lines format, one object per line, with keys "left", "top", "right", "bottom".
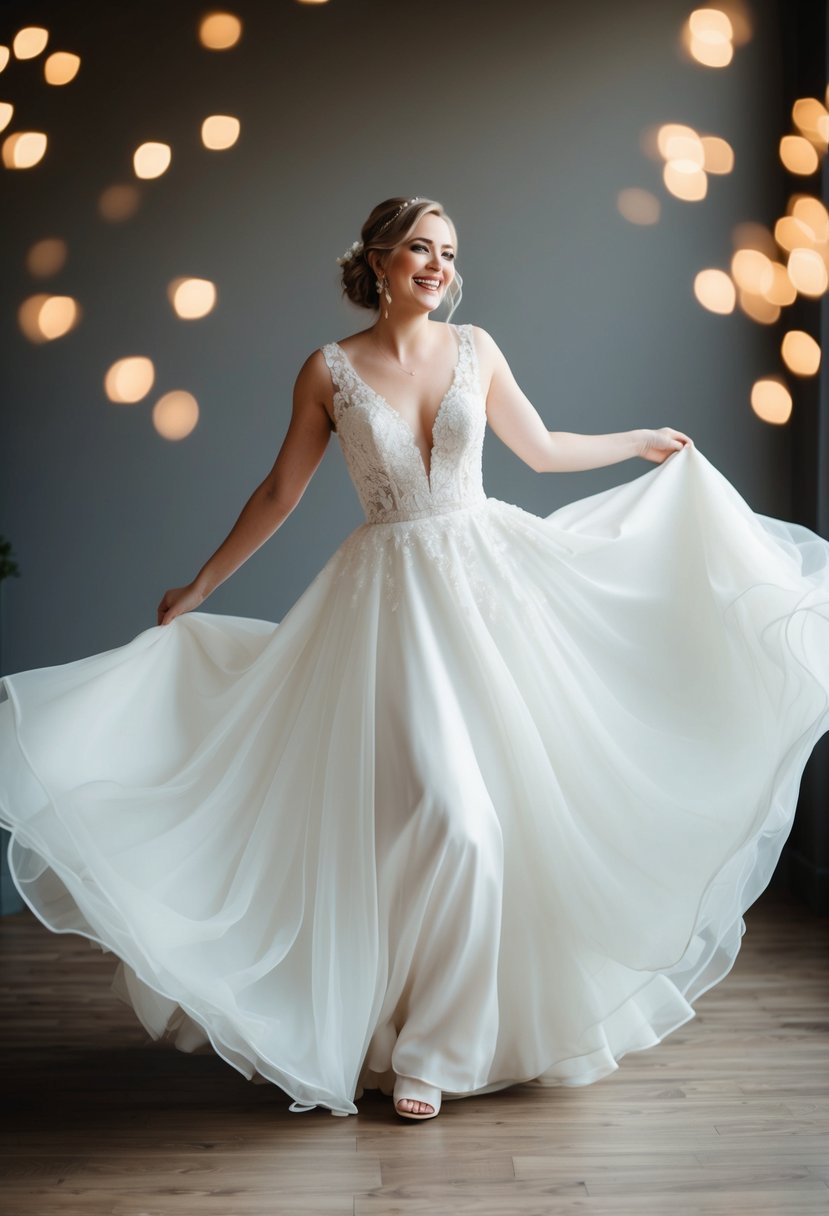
{"left": 0, "top": 888, "right": 826, "bottom": 1216}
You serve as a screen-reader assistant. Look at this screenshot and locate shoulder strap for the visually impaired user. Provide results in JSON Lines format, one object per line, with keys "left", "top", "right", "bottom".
{"left": 321, "top": 342, "right": 352, "bottom": 397}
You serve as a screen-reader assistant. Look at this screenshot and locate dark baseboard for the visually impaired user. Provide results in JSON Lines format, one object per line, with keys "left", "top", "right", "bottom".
{"left": 0, "top": 827, "right": 23, "bottom": 915}
{"left": 771, "top": 845, "right": 829, "bottom": 916}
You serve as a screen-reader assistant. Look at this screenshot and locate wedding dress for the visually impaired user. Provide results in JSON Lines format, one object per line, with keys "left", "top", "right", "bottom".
{"left": 1, "top": 322, "right": 828, "bottom": 1118}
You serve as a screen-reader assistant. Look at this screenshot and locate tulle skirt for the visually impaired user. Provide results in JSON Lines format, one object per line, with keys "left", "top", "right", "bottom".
{"left": 1, "top": 443, "right": 827, "bottom": 1116}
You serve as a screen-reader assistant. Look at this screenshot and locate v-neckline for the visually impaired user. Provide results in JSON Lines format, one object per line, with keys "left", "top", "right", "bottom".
{"left": 334, "top": 323, "right": 463, "bottom": 492}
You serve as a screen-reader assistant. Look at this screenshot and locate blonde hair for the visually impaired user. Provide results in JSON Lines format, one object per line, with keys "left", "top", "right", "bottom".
{"left": 339, "top": 196, "right": 462, "bottom": 320}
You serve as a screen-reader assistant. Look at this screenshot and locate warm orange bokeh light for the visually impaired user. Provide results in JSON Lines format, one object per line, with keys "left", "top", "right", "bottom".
{"left": 693, "top": 269, "right": 736, "bottom": 314}
{"left": 663, "top": 161, "right": 707, "bottom": 201}
{"left": 13, "top": 27, "right": 49, "bottom": 59}
{"left": 26, "top": 237, "right": 67, "bottom": 277}
{"left": 775, "top": 214, "right": 819, "bottom": 253}
{"left": 763, "top": 263, "right": 797, "bottom": 307}
{"left": 153, "top": 391, "right": 200, "bottom": 440}
{"left": 791, "top": 196, "right": 829, "bottom": 244}
{"left": 199, "top": 13, "right": 242, "bottom": 50}
{"left": 169, "top": 277, "right": 217, "bottom": 319}
{"left": 792, "top": 97, "right": 828, "bottom": 148}
{"left": 737, "top": 291, "right": 780, "bottom": 324}
{"left": 98, "top": 184, "right": 141, "bottom": 222}
{"left": 781, "top": 330, "right": 821, "bottom": 376}
{"left": 0, "top": 47, "right": 9, "bottom": 73}
{"left": 700, "top": 135, "right": 734, "bottom": 174}
{"left": 657, "top": 123, "right": 701, "bottom": 160}
{"left": 201, "top": 114, "right": 241, "bottom": 150}
{"left": 104, "top": 357, "right": 156, "bottom": 404}
{"left": 787, "top": 247, "right": 828, "bottom": 296}
{"left": 0, "top": 102, "right": 12, "bottom": 133}
{"left": 2, "top": 131, "right": 48, "bottom": 168}
{"left": 18, "top": 294, "right": 80, "bottom": 343}
{"left": 689, "top": 8, "right": 733, "bottom": 39}
{"left": 751, "top": 379, "right": 792, "bottom": 425}
{"left": 779, "top": 135, "right": 820, "bottom": 175}
{"left": 44, "top": 51, "right": 81, "bottom": 85}
{"left": 731, "top": 248, "right": 774, "bottom": 295}
{"left": 685, "top": 8, "right": 734, "bottom": 70}
{"left": 133, "top": 142, "right": 172, "bottom": 179}
{"left": 616, "top": 188, "right": 660, "bottom": 225}
{"left": 689, "top": 38, "right": 733, "bottom": 67}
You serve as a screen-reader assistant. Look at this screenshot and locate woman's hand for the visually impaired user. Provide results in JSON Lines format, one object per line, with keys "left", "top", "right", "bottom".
{"left": 637, "top": 427, "right": 694, "bottom": 464}
{"left": 157, "top": 581, "right": 206, "bottom": 627}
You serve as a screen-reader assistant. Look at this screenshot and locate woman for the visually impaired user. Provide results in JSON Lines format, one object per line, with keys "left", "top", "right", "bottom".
{"left": 1, "top": 196, "right": 827, "bottom": 1123}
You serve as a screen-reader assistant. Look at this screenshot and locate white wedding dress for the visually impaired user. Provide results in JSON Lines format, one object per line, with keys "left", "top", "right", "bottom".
{"left": 1, "top": 321, "right": 828, "bottom": 1117}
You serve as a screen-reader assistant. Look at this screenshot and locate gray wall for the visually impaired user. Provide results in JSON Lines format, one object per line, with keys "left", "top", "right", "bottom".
{"left": 1, "top": 0, "right": 788, "bottom": 674}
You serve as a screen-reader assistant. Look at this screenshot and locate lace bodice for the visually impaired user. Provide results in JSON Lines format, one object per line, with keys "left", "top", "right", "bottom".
{"left": 320, "top": 323, "right": 487, "bottom": 524}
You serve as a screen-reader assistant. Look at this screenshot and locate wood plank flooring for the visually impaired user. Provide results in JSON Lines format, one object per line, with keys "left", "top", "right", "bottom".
{"left": 0, "top": 887, "right": 826, "bottom": 1215}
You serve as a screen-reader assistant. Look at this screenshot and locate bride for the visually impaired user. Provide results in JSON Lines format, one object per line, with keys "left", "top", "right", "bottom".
{"left": 1, "top": 196, "right": 827, "bottom": 1122}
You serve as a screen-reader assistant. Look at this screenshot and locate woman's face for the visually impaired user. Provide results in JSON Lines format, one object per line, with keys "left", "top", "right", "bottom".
{"left": 378, "top": 212, "right": 457, "bottom": 315}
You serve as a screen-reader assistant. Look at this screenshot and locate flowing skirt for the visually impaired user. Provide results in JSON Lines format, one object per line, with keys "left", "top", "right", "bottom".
{"left": 1, "top": 444, "right": 827, "bottom": 1116}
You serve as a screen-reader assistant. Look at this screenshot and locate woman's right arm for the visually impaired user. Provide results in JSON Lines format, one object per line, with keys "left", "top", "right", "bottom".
{"left": 156, "top": 350, "right": 335, "bottom": 626}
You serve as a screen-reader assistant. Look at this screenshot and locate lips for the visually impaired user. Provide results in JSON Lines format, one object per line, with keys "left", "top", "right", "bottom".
{"left": 413, "top": 277, "right": 441, "bottom": 291}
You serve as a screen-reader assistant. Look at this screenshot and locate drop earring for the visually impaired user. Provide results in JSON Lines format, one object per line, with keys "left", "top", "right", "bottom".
{"left": 376, "top": 275, "right": 392, "bottom": 319}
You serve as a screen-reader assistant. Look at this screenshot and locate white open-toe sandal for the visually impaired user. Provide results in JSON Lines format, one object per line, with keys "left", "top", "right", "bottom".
{"left": 393, "top": 1075, "right": 442, "bottom": 1121}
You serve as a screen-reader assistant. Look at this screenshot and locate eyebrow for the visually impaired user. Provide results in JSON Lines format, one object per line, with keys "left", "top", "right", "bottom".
{"left": 409, "top": 236, "right": 455, "bottom": 249}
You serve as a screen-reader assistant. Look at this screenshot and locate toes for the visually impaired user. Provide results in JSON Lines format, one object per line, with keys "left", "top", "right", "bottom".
{"left": 396, "top": 1098, "right": 434, "bottom": 1114}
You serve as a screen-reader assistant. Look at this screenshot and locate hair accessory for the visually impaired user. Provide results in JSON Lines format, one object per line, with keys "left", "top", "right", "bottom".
{"left": 336, "top": 239, "right": 364, "bottom": 267}
{"left": 375, "top": 197, "right": 422, "bottom": 238}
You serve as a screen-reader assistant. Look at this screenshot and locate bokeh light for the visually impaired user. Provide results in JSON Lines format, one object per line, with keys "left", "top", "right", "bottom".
{"left": 763, "top": 262, "right": 797, "bottom": 307}
{"left": 700, "top": 135, "right": 734, "bottom": 173}
{"left": 779, "top": 134, "right": 820, "bottom": 175}
{"left": 0, "top": 102, "right": 12, "bottom": 133}
{"left": 133, "top": 141, "right": 172, "bottom": 179}
{"left": 18, "top": 294, "right": 80, "bottom": 343}
{"left": 2, "top": 131, "right": 48, "bottom": 168}
{"left": 731, "top": 248, "right": 775, "bottom": 294}
{"left": 663, "top": 160, "right": 707, "bottom": 201}
{"left": 199, "top": 13, "right": 242, "bottom": 50}
{"left": 13, "top": 28, "right": 49, "bottom": 59}
{"left": 791, "top": 195, "right": 829, "bottom": 243}
{"left": 684, "top": 8, "right": 734, "bottom": 68}
{"left": 751, "top": 378, "right": 792, "bottom": 425}
{"left": 44, "top": 51, "right": 81, "bottom": 85}
{"left": 26, "top": 237, "right": 67, "bottom": 277}
{"left": 616, "top": 188, "right": 661, "bottom": 225}
{"left": 98, "top": 184, "right": 141, "bottom": 222}
{"left": 153, "top": 391, "right": 200, "bottom": 440}
{"left": 0, "top": 47, "right": 9, "bottom": 73}
{"left": 737, "top": 290, "right": 779, "bottom": 324}
{"left": 201, "top": 114, "right": 240, "bottom": 150}
{"left": 775, "top": 214, "right": 818, "bottom": 252}
{"left": 792, "top": 97, "right": 828, "bottom": 148}
{"left": 781, "top": 330, "right": 821, "bottom": 376}
{"left": 693, "top": 269, "right": 736, "bottom": 313}
{"left": 787, "top": 247, "right": 828, "bottom": 296}
{"left": 104, "top": 357, "right": 156, "bottom": 404}
{"left": 169, "top": 277, "right": 217, "bottom": 319}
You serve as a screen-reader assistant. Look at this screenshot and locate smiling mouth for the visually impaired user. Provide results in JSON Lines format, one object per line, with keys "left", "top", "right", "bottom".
{"left": 413, "top": 278, "right": 441, "bottom": 292}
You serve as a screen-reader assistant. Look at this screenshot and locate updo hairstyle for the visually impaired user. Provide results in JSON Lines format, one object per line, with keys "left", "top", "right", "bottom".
{"left": 339, "top": 196, "right": 462, "bottom": 320}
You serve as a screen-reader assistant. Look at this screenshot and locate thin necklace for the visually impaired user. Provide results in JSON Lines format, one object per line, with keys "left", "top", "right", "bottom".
{"left": 370, "top": 333, "right": 416, "bottom": 376}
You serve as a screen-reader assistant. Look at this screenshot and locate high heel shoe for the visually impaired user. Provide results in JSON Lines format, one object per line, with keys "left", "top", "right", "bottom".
{"left": 393, "top": 1075, "right": 442, "bottom": 1120}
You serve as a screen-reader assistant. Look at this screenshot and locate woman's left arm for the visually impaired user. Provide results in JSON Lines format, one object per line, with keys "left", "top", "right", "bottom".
{"left": 473, "top": 326, "right": 693, "bottom": 471}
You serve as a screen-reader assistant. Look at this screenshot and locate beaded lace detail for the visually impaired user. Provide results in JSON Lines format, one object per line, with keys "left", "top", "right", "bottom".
{"left": 320, "top": 324, "right": 486, "bottom": 525}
